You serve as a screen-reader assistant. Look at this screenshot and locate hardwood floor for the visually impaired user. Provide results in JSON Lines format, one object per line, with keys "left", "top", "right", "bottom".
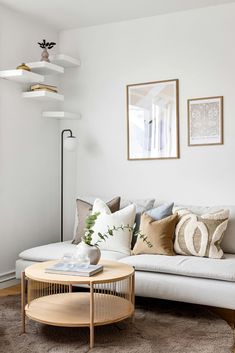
{"left": 0, "top": 284, "right": 21, "bottom": 297}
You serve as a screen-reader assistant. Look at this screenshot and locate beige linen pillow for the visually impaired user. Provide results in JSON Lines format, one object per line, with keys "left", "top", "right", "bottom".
{"left": 174, "top": 208, "right": 229, "bottom": 259}
{"left": 133, "top": 213, "right": 178, "bottom": 256}
{"left": 72, "top": 197, "right": 121, "bottom": 244}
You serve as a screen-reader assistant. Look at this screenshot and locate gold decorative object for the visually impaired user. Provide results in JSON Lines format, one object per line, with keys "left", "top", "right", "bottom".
{"left": 16, "top": 63, "right": 31, "bottom": 71}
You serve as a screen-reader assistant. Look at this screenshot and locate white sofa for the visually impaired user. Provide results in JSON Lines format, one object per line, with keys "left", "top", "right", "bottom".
{"left": 16, "top": 203, "right": 235, "bottom": 311}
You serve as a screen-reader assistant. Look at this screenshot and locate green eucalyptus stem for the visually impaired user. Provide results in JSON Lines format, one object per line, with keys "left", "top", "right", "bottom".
{"left": 93, "top": 225, "right": 133, "bottom": 247}
{"left": 82, "top": 212, "right": 152, "bottom": 248}
{"left": 81, "top": 212, "right": 100, "bottom": 246}
{"left": 135, "top": 231, "right": 153, "bottom": 249}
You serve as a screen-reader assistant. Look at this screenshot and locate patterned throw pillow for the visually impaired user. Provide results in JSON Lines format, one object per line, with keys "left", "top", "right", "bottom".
{"left": 174, "top": 208, "right": 229, "bottom": 259}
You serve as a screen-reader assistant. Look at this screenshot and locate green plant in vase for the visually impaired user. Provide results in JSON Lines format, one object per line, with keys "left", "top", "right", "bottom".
{"left": 76, "top": 212, "right": 152, "bottom": 265}
{"left": 38, "top": 39, "right": 56, "bottom": 62}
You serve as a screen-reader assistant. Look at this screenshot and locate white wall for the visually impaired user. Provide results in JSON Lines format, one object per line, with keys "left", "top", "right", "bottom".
{"left": 59, "top": 2, "right": 235, "bottom": 239}
{"left": 1, "top": 3, "right": 235, "bottom": 264}
{"left": 0, "top": 5, "right": 60, "bottom": 279}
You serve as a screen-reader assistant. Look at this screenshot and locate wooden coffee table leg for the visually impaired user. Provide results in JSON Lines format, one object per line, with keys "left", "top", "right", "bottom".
{"left": 90, "top": 283, "right": 94, "bottom": 348}
{"left": 131, "top": 272, "right": 135, "bottom": 323}
{"left": 21, "top": 271, "right": 26, "bottom": 333}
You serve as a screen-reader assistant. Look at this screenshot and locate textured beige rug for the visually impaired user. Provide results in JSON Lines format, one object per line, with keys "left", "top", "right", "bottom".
{"left": 0, "top": 295, "right": 233, "bottom": 353}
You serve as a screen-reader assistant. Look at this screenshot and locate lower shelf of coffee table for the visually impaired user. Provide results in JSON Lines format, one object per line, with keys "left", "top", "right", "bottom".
{"left": 25, "top": 292, "right": 133, "bottom": 327}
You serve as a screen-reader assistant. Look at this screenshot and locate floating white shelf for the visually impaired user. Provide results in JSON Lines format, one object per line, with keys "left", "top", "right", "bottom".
{"left": 42, "top": 111, "right": 81, "bottom": 120}
{"left": 26, "top": 61, "right": 64, "bottom": 75}
{"left": 0, "top": 69, "right": 44, "bottom": 83}
{"left": 22, "top": 90, "right": 64, "bottom": 101}
{"left": 50, "top": 54, "right": 81, "bottom": 68}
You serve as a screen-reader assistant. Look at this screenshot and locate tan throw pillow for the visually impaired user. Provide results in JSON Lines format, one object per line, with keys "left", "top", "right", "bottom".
{"left": 132, "top": 213, "right": 178, "bottom": 256}
{"left": 174, "top": 208, "right": 230, "bottom": 259}
{"left": 72, "top": 197, "right": 121, "bottom": 244}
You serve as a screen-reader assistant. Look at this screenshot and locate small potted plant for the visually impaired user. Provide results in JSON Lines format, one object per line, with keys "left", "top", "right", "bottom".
{"left": 38, "top": 39, "right": 56, "bottom": 62}
{"left": 76, "top": 212, "right": 152, "bottom": 264}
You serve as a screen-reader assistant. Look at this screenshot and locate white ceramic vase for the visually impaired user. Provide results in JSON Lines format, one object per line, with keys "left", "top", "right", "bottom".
{"left": 76, "top": 242, "right": 101, "bottom": 265}
{"left": 40, "top": 48, "right": 50, "bottom": 62}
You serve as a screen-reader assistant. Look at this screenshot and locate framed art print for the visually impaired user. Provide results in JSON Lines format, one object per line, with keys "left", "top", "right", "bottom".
{"left": 188, "top": 96, "right": 223, "bottom": 146}
{"left": 127, "top": 79, "right": 179, "bottom": 160}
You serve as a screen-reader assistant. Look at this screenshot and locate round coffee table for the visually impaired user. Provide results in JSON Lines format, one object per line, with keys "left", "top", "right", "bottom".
{"left": 21, "top": 260, "right": 135, "bottom": 348}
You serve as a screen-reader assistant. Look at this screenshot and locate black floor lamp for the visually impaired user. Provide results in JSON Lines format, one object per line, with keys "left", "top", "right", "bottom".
{"left": 61, "top": 129, "right": 77, "bottom": 242}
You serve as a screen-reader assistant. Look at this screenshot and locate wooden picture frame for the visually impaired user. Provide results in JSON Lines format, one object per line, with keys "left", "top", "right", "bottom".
{"left": 188, "top": 96, "right": 223, "bottom": 146}
{"left": 126, "top": 79, "right": 180, "bottom": 160}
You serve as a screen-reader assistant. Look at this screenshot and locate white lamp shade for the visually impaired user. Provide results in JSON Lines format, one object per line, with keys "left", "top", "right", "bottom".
{"left": 64, "top": 136, "right": 77, "bottom": 151}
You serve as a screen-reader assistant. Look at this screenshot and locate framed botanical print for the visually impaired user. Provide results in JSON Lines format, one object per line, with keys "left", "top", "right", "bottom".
{"left": 188, "top": 96, "right": 223, "bottom": 146}
{"left": 126, "top": 79, "right": 179, "bottom": 160}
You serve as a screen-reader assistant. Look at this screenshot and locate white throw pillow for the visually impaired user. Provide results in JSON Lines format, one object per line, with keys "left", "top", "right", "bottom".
{"left": 91, "top": 199, "right": 136, "bottom": 255}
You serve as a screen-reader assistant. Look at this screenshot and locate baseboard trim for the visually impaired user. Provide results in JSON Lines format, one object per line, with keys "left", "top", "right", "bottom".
{"left": 0, "top": 270, "right": 16, "bottom": 283}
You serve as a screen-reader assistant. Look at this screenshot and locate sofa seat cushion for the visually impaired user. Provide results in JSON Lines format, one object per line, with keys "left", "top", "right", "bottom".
{"left": 119, "top": 253, "right": 235, "bottom": 282}
{"left": 100, "top": 250, "right": 127, "bottom": 261}
{"left": 19, "top": 241, "right": 127, "bottom": 262}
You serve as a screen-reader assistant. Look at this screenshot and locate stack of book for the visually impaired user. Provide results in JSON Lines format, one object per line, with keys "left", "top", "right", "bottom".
{"left": 45, "top": 262, "right": 103, "bottom": 277}
{"left": 30, "top": 84, "right": 58, "bottom": 93}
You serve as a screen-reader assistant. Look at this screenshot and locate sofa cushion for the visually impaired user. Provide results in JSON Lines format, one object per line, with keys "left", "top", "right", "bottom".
{"left": 132, "top": 213, "right": 178, "bottom": 256}
{"left": 92, "top": 199, "right": 136, "bottom": 255}
{"left": 73, "top": 197, "right": 155, "bottom": 249}
{"left": 19, "top": 241, "right": 127, "bottom": 262}
{"left": 73, "top": 196, "right": 121, "bottom": 244}
{"left": 119, "top": 253, "right": 235, "bottom": 282}
{"left": 73, "top": 196, "right": 122, "bottom": 243}
{"left": 120, "top": 198, "right": 155, "bottom": 210}
{"left": 121, "top": 198, "right": 155, "bottom": 248}
{"left": 174, "top": 208, "right": 229, "bottom": 259}
{"left": 173, "top": 204, "right": 235, "bottom": 254}
{"left": 146, "top": 202, "right": 174, "bottom": 220}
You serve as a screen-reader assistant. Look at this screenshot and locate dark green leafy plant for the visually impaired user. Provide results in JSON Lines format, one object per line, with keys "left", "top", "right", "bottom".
{"left": 38, "top": 39, "right": 56, "bottom": 50}
{"left": 82, "top": 212, "right": 152, "bottom": 248}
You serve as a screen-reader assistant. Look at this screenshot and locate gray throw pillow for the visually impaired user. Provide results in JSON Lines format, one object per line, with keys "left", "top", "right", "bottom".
{"left": 121, "top": 199, "right": 155, "bottom": 248}
{"left": 146, "top": 202, "right": 174, "bottom": 220}
{"left": 121, "top": 199, "right": 155, "bottom": 232}
{"left": 131, "top": 202, "right": 174, "bottom": 248}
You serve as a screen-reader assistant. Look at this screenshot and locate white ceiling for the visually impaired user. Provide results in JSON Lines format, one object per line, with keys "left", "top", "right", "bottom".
{"left": 0, "top": 0, "right": 235, "bottom": 30}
